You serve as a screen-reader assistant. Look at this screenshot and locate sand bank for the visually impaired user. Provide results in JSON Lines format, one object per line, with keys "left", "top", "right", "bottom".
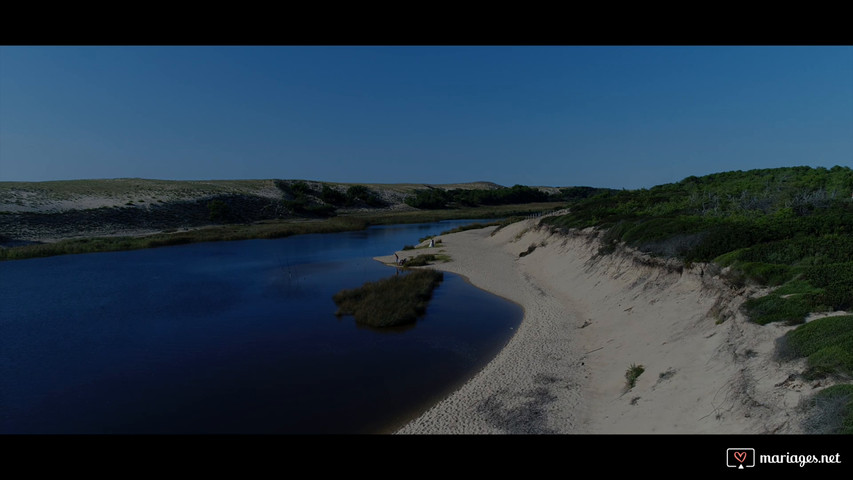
{"left": 375, "top": 218, "right": 817, "bottom": 434}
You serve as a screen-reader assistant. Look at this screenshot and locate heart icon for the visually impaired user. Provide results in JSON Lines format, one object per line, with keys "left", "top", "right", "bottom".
{"left": 734, "top": 451, "right": 747, "bottom": 463}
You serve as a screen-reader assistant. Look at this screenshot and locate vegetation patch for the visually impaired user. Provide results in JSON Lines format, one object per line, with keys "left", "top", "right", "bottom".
{"left": 743, "top": 280, "right": 825, "bottom": 325}
{"left": 519, "top": 244, "right": 537, "bottom": 257}
{"left": 404, "top": 184, "right": 611, "bottom": 210}
{"left": 277, "top": 180, "right": 339, "bottom": 218}
{"left": 776, "top": 315, "right": 853, "bottom": 380}
{"left": 207, "top": 199, "right": 232, "bottom": 222}
{"left": 332, "top": 269, "right": 444, "bottom": 328}
{"left": 403, "top": 254, "right": 440, "bottom": 267}
{"left": 625, "top": 363, "right": 645, "bottom": 390}
{"left": 344, "top": 185, "right": 386, "bottom": 208}
{"left": 540, "top": 166, "right": 853, "bottom": 328}
{"left": 801, "top": 384, "right": 853, "bottom": 434}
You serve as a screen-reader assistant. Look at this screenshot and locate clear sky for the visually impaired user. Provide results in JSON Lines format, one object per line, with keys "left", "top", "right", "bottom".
{"left": 1, "top": 45, "right": 851, "bottom": 189}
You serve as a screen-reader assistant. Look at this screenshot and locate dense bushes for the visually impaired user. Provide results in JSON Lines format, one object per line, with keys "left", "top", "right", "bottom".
{"left": 275, "top": 181, "right": 385, "bottom": 216}
{"left": 778, "top": 315, "right": 853, "bottom": 379}
{"left": 320, "top": 185, "right": 347, "bottom": 205}
{"left": 405, "top": 189, "right": 453, "bottom": 209}
{"left": 345, "top": 185, "right": 386, "bottom": 207}
{"left": 207, "top": 199, "right": 232, "bottom": 222}
{"left": 404, "top": 184, "right": 606, "bottom": 210}
{"left": 540, "top": 166, "right": 853, "bottom": 326}
{"left": 277, "top": 180, "right": 336, "bottom": 217}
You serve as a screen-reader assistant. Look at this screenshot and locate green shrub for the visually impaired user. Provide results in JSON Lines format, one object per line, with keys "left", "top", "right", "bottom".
{"left": 780, "top": 315, "right": 853, "bottom": 379}
{"left": 282, "top": 198, "right": 308, "bottom": 214}
{"left": 207, "top": 199, "right": 231, "bottom": 222}
{"left": 736, "top": 262, "right": 795, "bottom": 286}
{"left": 290, "top": 181, "right": 312, "bottom": 196}
{"left": 320, "top": 185, "right": 347, "bottom": 205}
{"left": 405, "top": 189, "right": 452, "bottom": 209}
{"left": 346, "top": 185, "right": 385, "bottom": 207}
{"left": 743, "top": 292, "right": 815, "bottom": 326}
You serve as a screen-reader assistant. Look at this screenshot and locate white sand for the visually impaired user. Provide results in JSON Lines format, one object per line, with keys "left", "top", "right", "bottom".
{"left": 376, "top": 218, "right": 823, "bottom": 434}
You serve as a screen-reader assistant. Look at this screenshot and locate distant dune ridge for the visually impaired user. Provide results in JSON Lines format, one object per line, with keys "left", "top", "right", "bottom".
{"left": 0, "top": 178, "right": 547, "bottom": 245}
{"left": 0, "top": 178, "right": 510, "bottom": 214}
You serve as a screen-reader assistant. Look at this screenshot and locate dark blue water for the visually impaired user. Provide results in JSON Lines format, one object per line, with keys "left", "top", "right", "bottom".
{"left": 0, "top": 220, "right": 521, "bottom": 434}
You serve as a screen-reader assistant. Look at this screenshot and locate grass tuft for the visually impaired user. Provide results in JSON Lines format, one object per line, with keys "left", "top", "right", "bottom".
{"left": 625, "top": 363, "right": 645, "bottom": 390}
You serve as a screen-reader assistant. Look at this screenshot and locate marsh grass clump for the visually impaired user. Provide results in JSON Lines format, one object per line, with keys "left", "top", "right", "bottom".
{"left": 332, "top": 269, "right": 444, "bottom": 328}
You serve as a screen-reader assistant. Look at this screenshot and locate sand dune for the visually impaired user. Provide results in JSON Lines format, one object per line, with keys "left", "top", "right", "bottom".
{"left": 377, "top": 217, "right": 817, "bottom": 434}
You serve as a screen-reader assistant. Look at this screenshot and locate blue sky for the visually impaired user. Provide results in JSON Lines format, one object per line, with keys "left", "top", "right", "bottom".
{"left": 1, "top": 45, "right": 851, "bottom": 189}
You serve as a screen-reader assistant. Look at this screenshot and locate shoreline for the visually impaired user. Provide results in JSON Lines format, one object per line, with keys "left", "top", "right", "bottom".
{"left": 376, "top": 220, "right": 593, "bottom": 433}
{"left": 376, "top": 218, "right": 816, "bottom": 434}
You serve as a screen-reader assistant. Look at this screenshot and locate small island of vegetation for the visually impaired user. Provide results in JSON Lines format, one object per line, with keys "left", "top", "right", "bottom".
{"left": 333, "top": 269, "right": 445, "bottom": 328}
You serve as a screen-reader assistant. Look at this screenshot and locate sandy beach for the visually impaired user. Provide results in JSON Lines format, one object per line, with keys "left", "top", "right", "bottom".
{"left": 376, "top": 217, "right": 821, "bottom": 434}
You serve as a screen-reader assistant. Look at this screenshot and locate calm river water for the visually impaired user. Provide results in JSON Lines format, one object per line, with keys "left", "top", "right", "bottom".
{"left": 0, "top": 219, "right": 521, "bottom": 433}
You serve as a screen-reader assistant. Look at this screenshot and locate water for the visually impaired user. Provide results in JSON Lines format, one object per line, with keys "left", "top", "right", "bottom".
{"left": 0, "top": 220, "right": 521, "bottom": 433}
